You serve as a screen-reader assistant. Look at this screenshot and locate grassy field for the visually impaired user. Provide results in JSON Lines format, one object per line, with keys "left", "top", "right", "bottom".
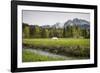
{"left": 22, "top": 49, "right": 66, "bottom": 62}
{"left": 22, "top": 38, "right": 90, "bottom": 62}
{"left": 23, "top": 38, "right": 90, "bottom": 47}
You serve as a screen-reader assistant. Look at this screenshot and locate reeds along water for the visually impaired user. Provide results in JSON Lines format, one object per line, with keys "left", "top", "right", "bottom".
{"left": 23, "top": 44, "right": 90, "bottom": 59}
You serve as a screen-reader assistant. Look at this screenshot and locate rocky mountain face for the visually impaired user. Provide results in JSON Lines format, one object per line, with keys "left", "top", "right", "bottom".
{"left": 40, "top": 25, "right": 50, "bottom": 28}
{"left": 38, "top": 18, "right": 90, "bottom": 29}
{"left": 52, "top": 22, "right": 64, "bottom": 29}
{"left": 64, "top": 18, "right": 90, "bottom": 29}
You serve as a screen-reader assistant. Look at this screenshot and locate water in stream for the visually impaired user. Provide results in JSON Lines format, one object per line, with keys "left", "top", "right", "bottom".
{"left": 24, "top": 49, "right": 75, "bottom": 60}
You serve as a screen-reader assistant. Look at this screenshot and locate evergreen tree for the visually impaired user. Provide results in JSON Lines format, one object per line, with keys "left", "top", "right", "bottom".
{"left": 41, "top": 28, "right": 49, "bottom": 38}
{"left": 22, "top": 23, "right": 30, "bottom": 38}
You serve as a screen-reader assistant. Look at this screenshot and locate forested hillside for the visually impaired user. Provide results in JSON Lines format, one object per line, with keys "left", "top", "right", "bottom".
{"left": 22, "top": 18, "right": 90, "bottom": 39}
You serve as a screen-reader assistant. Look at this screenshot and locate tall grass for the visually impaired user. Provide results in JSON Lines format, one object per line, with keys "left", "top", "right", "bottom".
{"left": 23, "top": 38, "right": 90, "bottom": 48}
{"left": 22, "top": 50, "right": 66, "bottom": 62}
{"left": 22, "top": 38, "right": 90, "bottom": 61}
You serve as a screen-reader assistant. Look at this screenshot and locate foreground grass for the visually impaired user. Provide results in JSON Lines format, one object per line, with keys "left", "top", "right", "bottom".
{"left": 23, "top": 38, "right": 90, "bottom": 47}
{"left": 22, "top": 49, "right": 66, "bottom": 62}
{"left": 23, "top": 38, "right": 90, "bottom": 59}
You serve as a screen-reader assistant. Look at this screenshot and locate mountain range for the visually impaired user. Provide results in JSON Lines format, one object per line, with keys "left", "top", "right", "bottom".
{"left": 64, "top": 18, "right": 90, "bottom": 29}
{"left": 40, "top": 18, "right": 90, "bottom": 29}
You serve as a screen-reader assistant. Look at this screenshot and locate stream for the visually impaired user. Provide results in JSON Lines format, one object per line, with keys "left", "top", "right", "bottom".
{"left": 24, "top": 48, "right": 74, "bottom": 60}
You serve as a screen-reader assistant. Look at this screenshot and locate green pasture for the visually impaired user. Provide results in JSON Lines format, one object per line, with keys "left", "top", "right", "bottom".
{"left": 23, "top": 38, "right": 90, "bottom": 47}
{"left": 22, "top": 38, "right": 90, "bottom": 62}
{"left": 22, "top": 49, "right": 65, "bottom": 62}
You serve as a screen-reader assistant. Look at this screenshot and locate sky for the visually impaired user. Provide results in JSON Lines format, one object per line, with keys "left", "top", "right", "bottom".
{"left": 22, "top": 10, "right": 90, "bottom": 26}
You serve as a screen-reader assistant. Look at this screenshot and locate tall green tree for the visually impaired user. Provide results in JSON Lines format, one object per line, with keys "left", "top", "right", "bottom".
{"left": 22, "top": 23, "right": 30, "bottom": 38}
{"left": 72, "top": 25, "right": 81, "bottom": 38}
{"left": 63, "top": 25, "right": 73, "bottom": 38}
{"left": 41, "top": 28, "right": 49, "bottom": 38}
{"left": 49, "top": 29, "right": 54, "bottom": 38}
{"left": 30, "top": 25, "right": 41, "bottom": 38}
{"left": 81, "top": 29, "right": 90, "bottom": 38}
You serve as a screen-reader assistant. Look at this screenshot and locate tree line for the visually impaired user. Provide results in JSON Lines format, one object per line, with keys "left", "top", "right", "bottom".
{"left": 22, "top": 23, "right": 90, "bottom": 39}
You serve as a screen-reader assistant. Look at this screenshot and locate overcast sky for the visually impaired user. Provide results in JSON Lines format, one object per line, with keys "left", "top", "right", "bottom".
{"left": 22, "top": 10, "right": 90, "bottom": 26}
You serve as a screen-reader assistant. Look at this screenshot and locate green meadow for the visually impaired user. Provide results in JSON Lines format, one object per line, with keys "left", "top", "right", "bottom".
{"left": 22, "top": 38, "right": 90, "bottom": 62}
{"left": 23, "top": 38, "right": 90, "bottom": 47}
{"left": 22, "top": 49, "right": 66, "bottom": 62}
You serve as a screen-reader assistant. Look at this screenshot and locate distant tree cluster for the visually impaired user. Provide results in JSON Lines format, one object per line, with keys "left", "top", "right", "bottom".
{"left": 63, "top": 25, "right": 90, "bottom": 38}
{"left": 22, "top": 23, "right": 90, "bottom": 39}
